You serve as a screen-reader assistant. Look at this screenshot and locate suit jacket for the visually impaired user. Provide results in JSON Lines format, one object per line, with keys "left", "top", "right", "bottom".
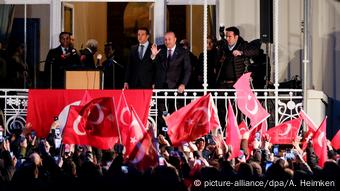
{"left": 125, "top": 43, "right": 155, "bottom": 89}
{"left": 45, "top": 45, "right": 80, "bottom": 88}
{"left": 80, "top": 48, "right": 96, "bottom": 69}
{"left": 154, "top": 44, "right": 191, "bottom": 89}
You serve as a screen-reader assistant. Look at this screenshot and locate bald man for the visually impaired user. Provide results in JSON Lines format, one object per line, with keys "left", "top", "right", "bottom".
{"left": 151, "top": 31, "right": 191, "bottom": 93}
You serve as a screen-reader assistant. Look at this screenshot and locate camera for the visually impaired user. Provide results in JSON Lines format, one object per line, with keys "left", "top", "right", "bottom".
{"left": 162, "top": 111, "right": 169, "bottom": 116}
{"left": 121, "top": 166, "right": 128, "bottom": 174}
{"left": 0, "top": 131, "right": 4, "bottom": 143}
{"left": 159, "top": 156, "right": 165, "bottom": 166}
{"left": 255, "top": 132, "right": 261, "bottom": 141}
{"left": 273, "top": 145, "right": 279, "bottom": 156}
{"left": 219, "top": 25, "right": 225, "bottom": 39}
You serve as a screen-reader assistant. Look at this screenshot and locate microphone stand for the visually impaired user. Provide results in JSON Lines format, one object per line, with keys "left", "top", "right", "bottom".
{"left": 49, "top": 58, "right": 54, "bottom": 89}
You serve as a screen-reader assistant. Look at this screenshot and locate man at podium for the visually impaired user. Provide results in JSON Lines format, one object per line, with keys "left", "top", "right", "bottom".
{"left": 45, "top": 32, "right": 80, "bottom": 89}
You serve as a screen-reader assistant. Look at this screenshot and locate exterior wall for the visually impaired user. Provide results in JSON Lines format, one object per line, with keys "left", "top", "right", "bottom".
{"left": 71, "top": 2, "right": 107, "bottom": 55}
{"left": 312, "top": 0, "right": 340, "bottom": 100}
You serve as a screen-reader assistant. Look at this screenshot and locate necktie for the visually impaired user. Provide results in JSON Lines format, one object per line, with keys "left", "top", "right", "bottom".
{"left": 139, "top": 45, "right": 144, "bottom": 60}
{"left": 167, "top": 49, "right": 172, "bottom": 67}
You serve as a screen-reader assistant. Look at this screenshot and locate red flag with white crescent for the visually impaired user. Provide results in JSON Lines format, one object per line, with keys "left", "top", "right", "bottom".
{"left": 127, "top": 107, "right": 157, "bottom": 171}
{"left": 311, "top": 116, "right": 327, "bottom": 168}
{"left": 233, "top": 72, "right": 270, "bottom": 128}
{"left": 117, "top": 92, "right": 132, "bottom": 145}
{"left": 225, "top": 100, "right": 241, "bottom": 159}
{"left": 62, "top": 105, "right": 117, "bottom": 150}
{"left": 27, "top": 90, "right": 152, "bottom": 138}
{"left": 299, "top": 110, "right": 318, "bottom": 150}
{"left": 267, "top": 118, "right": 302, "bottom": 144}
{"left": 331, "top": 130, "right": 340, "bottom": 150}
{"left": 166, "top": 93, "right": 220, "bottom": 146}
{"left": 238, "top": 120, "right": 249, "bottom": 136}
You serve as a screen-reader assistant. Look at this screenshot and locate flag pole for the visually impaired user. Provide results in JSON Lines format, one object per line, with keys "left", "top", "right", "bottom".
{"left": 115, "top": 92, "right": 123, "bottom": 144}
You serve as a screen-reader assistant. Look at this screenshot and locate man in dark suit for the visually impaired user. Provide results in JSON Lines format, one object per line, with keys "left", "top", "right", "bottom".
{"left": 80, "top": 39, "right": 98, "bottom": 69}
{"left": 101, "top": 42, "right": 124, "bottom": 89}
{"left": 124, "top": 27, "right": 155, "bottom": 89}
{"left": 45, "top": 32, "right": 80, "bottom": 89}
{"left": 151, "top": 31, "right": 191, "bottom": 93}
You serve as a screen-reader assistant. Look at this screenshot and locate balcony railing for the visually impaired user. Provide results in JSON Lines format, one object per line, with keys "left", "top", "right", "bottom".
{"left": 0, "top": 88, "right": 303, "bottom": 135}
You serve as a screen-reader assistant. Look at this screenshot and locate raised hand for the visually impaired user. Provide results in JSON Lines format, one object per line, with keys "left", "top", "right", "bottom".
{"left": 151, "top": 43, "right": 161, "bottom": 59}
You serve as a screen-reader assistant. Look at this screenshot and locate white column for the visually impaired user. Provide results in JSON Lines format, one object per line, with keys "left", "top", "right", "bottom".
{"left": 153, "top": 0, "right": 166, "bottom": 44}
{"left": 50, "top": 0, "right": 61, "bottom": 48}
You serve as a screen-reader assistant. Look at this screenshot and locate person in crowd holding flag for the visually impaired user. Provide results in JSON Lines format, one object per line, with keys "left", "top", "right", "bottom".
{"left": 216, "top": 26, "right": 259, "bottom": 89}
{"left": 44, "top": 32, "right": 80, "bottom": 88}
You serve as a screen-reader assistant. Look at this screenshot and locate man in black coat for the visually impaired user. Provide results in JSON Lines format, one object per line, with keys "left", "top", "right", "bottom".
{"left": 80, "top": 39, "right": 98, "bottom": 69}
{"left": 216, "top": 26, "right": 259, "bottom": 89}
{"left": 124, "top": 27, "right": 155, "bottom": 89}
{"left": 101, "top": 42, "right": 123, "bottom": 89}
{"left": 45, "top": 32, "right": 80, "bottom": 89}
{"left": 151, "top": 31, "right": 191, "bottom": 93}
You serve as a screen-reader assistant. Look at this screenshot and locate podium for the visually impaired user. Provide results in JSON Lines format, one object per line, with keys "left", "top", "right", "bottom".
{"left": 65, "top": 70, "right": 103, "bottom": 89}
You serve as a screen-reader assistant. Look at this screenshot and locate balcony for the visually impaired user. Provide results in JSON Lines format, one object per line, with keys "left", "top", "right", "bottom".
{"left": 0, "top": 88, "right": 303, "bottom": 135}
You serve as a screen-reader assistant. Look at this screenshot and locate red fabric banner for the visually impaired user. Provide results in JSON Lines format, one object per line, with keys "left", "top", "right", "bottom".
{"left": 331, "top": 130, "right": 340, "bottom": 150}
{"left": 267, "top": 118, "right": 302, "bottom": 144}
{"left": 233, "top": 72, "right": 270, "bottom": 128}
{"left": 62, "top": 105, "right": 117, "bottom": 150}
{"left": 311, "top": 117, "right": 327, "bottom": 168}
{"left": 27, "top": 90, "right": 152, "bottom": 138}
{"left": 225, "top": 100, "right": 241, "bottom": 159}
{"left": 166, "top": 93, "right": 220, "bottom": 146}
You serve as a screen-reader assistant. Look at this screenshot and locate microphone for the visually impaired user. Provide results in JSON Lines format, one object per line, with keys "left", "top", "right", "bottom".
{"left": 219, "top": 24, "right": 225, "bottom": 40}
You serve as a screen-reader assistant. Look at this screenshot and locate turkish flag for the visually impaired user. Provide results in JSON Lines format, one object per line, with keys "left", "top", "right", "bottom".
{"left": 311, "top": 116, "right": 327, "bottom": 168}
{"left": 27, "top": 90, "right": 152, "bottom": 138}
{"left": 299, "top": 110, "right": 318, "bottom": 131}
{"left": 225, "top": 100, "right": 241, "bottom": 159}
{"left": 127, "top": 107, "right": 158, "bottom": 171}
{"left": 247, "top": 120, "right": 268, "bottom": 155}
{"left": 166, "top": 93, "right": 220, "bottom": 146}
{"left": 62, "top": 105, "right": 117, "bottom": 150}
{"left": 267, "top": 118, "right": 302, "bottom": 144}
{"left": 233, "top": 72, "right": 270, "bottom": 128}
{"left": 238, "top": 120, "right": 249, "bottom": 136}
{"left": 117, "top": 92, "right": 132, "bottom": 145}
{"left": 299, "top": 110, "right": 318, "bottom": 150}
{"left": 331, "top": 130, "right": 340, "bottom": 150}
{"left": 80, "top": 97, "right": 119, "bottom": 137}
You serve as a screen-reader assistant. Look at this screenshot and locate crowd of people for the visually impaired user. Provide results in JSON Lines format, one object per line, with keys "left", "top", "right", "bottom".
{"left": 0, "top": 121, "right": 339, "bottom": 191}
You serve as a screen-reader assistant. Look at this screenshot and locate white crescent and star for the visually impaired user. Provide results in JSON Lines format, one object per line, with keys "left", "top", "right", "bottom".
{"left": 279, "top": 123, "right": 292, "bottom": 136}
{"left": 245, "top": 94, "right": 259, "bottom": 115}
{"left": 73, "top": 115, "right": 86, "bottom": 136}
{"left": 239, "top": 127, "right": 248, "bottom": 134}
{"left": 88, "top": 104, "right": 105, "bottom": 125}
{"left": 192, "top": 107, "right": 209, "bottom": 126}
{"left": 120, "top": 107, "right": 131, "bottom": 126}
{"left": 317, "top": 132, "right": 325, "bottom": 147}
